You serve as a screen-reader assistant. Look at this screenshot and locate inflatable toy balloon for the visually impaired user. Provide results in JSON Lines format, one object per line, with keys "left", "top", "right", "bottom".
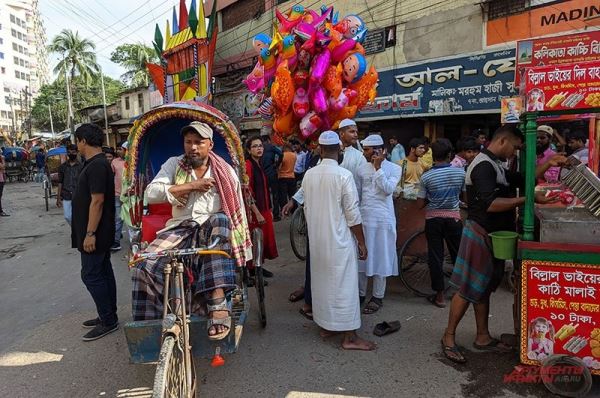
{"left": 329, "top": 88, "right": 357, "bottom": 112}
{"left": 276, "top": 5, "right": 304, "bottom": 34}
{"left": 299, "top": 111, "right": 321, "bottom": 138}
{"left": 292, "top": 87, "right": 310, "bottom": 118}
{"left": 297, "top": 48, "right": 312, "bottom": 70}
{"left": 257, "top": 96, "right": 274, "bottom": 120}
{"left": 243, "top": 62, "right": 265, "bottom": 94}
{"left": 331, "top": 38, "right": 357, "bottom": 63}
{"left": 278, "top": 35, "right": 297, "bottom": 71}
{"left": 311, "top": 86, "right": 328, "bottom": 113}
{"left": 271, "top": 131, "right": 285, "bottom": 146}
{"left": 323, "top": 64, "right": 343, "bottom": 98}
{"left": 253, "top": 33, "right": 272, "bottom": 55}
{"left": 260, "top": 48, "right": 277, "bottom": 85}
{"left": 293, "top": 69, "right": 309, "bottom": 88}
{"left": 273, "top": 110, "right": 295, "bottom": 135}
{"left": 269, "top": 30, "right": 284, "bottom": 53}
{"left": 271, "top": 60, "right": 294, "bottom": 113}
{"left": 304, "top": 7, "right": 331, "bottom": 30}
{"left": 336, "top": 14, "right": 368, "bottom": 43}
{"left": 295, "top": 21, "right": 316, "bottom": 42}
{"left": 342, "top": 52, "right": 367, "bottom": 83}
{"left": 350, "top": 66, "right": 378, "bottom": 108}
{"left": 309, "top": 49, "right": 331, "bottom": 85}
{"left": 337, "top": 104, "right": 357, "bottom": 121}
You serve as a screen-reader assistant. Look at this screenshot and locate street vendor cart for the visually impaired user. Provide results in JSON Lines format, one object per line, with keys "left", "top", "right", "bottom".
{"left": 515, "top": 51, "right": 600, "bottom": 396}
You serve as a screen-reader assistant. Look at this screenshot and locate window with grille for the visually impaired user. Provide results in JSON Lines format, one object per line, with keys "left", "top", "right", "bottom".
{"left": 487, "top": 0, "right": 530, "bottom": 20}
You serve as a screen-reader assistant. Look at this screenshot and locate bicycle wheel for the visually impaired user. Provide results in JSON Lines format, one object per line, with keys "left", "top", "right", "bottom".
{"left": 152, "top": 334, "right": 193, "bottom": 398}
{"left": 43, "top": 180, "right": 49, "bottom": 212}
{"left": 289, "top": 207, "right": 307, "bottom": 261}
{"left": 398, "top": 230, "right": 455, "bottom": 297}
{"left": 252, "top": 228, "right": 267, "bottom": 328}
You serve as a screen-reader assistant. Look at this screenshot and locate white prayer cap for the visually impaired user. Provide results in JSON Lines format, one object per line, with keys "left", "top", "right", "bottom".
{"left": 121, "top": 141, "right": 128, "bottom": 149}
{"left": 318, "top": 130, "right": 341, "bottom": 145}
{"left": 537, "top": 125, "right": 554, "bottom": 136}
{"left": 361, "top": 134, "right": 384, "bottom": 147}
{"left": 338, "top": 118, "right": 356, "bottom": 129}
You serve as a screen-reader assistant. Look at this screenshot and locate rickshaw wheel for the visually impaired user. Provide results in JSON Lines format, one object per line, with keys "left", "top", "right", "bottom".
{"left": 398, "top": 230, "right": 454, "bottom": 297}
{"left": 252, "top": 228, "right": 267, "bottom": 328}
{"left": 152, "top": 334, "right": 195, "bottom": 398}
{"left": 540, "top": 355, "right": 592, "bottom": 398}
{"left": 43, "top": 178, "right": 50, "bottom": 212}
{"left": 290, "top": 206, "right": 307, "bottom": 261}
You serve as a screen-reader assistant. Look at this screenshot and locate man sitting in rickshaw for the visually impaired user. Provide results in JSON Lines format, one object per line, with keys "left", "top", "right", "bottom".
{"left": 131, "top": 121, "right": 252, "bottom": 341}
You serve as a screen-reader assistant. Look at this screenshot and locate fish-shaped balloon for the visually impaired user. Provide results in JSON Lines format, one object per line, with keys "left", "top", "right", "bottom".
{"left": 278, "top": 35, "right": 297, "bottom": 71}
{"left": 271, "top": 60, "right": 294, "bottom": 113}
{"left": 243, "top": 62, "right": 265, "bottom": 94}
{"left": 323, "top": 64, "right": 343, "bottom": 98}
{"left": 350, "top": 66, "right": 379, "bottom": 109}
{"left": 292, "top": 87, "right": 310, "bottom": 118}
{"left": 273, "top": 110, "right": 295, "bottom": 136}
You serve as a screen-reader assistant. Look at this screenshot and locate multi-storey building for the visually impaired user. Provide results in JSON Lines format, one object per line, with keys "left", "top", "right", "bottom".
{"left": 0, "top": 0, "right": 48, "bottom": 138}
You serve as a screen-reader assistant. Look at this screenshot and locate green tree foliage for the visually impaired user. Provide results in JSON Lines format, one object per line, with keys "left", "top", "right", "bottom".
{"left": 110, "top": 43, "right": 159, "bottom": 87}
{"left": 49, "top": 29, "right": 100, "bottom": 86}
{"left": 31, "top": 76, "right": 125, "bottom": 132}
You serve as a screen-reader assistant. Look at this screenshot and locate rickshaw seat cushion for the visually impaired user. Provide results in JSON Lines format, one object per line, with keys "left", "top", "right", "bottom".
{"left": 148, "top": 202, "right": 172, "bottom": 215}
{"left": 141, "top": 214, "right": 171, "bottom": 243}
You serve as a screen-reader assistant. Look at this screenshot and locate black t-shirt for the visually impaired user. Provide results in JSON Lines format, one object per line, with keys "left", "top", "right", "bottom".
{"left": 58, "top": 160, "right": 82, "bottom": 200}
{"left": 466, "top": 150, "right": 523, "bottom": 233}
{"left": 71, "top": 153, "right": 115, "bottom": 253}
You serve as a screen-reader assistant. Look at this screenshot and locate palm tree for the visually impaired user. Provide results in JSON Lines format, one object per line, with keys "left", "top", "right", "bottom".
{"left": 49, "top": 29, "right": 99, "bottom": 85}
{"left": 110, "top": 43, "right": 158, "bottom": 87}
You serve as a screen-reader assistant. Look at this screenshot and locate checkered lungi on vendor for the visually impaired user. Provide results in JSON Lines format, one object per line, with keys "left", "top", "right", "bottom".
{"left": 449, "top": 220, "right": 504, "bottom": 304}
{"left": 131, "top": 214, "right": 236, "bottom": 321}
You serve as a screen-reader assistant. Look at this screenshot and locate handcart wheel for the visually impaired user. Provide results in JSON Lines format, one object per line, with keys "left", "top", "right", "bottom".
{"left": 398, "top": 230, "right": 454, "bottom": 297}
{"left": 540, "top": 355, "right": 592, "bottom": 397}
{"left": 252, "top": 228, "right": 267, "bottom": 328}
{"left": 290, "top": 206, "right": 307, "bottom": 261}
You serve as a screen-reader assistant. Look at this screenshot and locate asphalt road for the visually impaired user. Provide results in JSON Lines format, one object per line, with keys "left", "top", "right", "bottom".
{"left": 0, "top": 181, "right": 598, "bottom": 397}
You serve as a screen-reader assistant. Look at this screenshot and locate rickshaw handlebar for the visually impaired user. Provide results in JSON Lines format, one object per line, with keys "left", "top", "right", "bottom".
{"left": 128, "top": 237, "right": 230, "bottom": 266}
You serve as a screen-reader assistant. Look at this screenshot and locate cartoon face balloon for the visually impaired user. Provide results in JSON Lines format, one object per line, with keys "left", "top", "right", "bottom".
{"left": 253, "top": 33, "right": 272, "bottom": 55}
{"left": 341, "top": 15, "right": 367, "bottom": 43}
{"left": 342, "top": 53, "right": 367, "bottom": 83}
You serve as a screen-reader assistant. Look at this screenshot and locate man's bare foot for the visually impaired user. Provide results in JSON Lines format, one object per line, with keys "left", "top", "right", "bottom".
{"left": 341, "top": 332, "right": 377, "bottom": 351}
{"left": 320, "top": 329, "right": 341, "bottom": 338}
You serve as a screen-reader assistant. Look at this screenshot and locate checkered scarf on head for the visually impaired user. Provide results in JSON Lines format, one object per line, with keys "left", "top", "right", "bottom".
{"left": 175, "top": 152, "right": 251, "bottom": 267}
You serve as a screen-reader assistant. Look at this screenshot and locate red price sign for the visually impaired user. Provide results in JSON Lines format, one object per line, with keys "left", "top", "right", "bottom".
{"left": 522, "top": 60, "right": 600, "bottom": 112}
{"left": 521, "top": 260, "right": 600, "bottom": 375}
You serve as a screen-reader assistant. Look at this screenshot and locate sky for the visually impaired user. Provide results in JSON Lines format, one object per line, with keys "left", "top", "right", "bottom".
{"left": 39, "top": 0, "right": 182, "bottom": 81}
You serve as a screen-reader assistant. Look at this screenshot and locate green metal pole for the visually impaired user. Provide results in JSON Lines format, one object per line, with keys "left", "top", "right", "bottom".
{"left": 522, "top": 113, "right": 537, "bottom": 241}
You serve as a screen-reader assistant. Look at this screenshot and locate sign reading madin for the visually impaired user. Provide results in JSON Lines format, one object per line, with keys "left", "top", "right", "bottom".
{"left": 359, "top": 49, "right": 517, "bottom": 118}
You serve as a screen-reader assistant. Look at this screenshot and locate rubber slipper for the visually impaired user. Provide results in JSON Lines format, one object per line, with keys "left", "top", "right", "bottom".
{"left": 288, "top": 288, "right": 305, "bottom": 302}
{"left": 373, "top": 321, "right": 401, "bottom": 337}
{"left": 473, "top": 337, "right": 512, "bottom": 352}
{"left": 441, "top": 339, "right": 467, "bottom": 364}
{"left": 299, "top": 307, "right": 313, "bottom": 321}
{"left": 363, "top": 298, "right": 382, "bottom": 314}
{"left": 427, "top": 295, "right": 447, "bottom": 308}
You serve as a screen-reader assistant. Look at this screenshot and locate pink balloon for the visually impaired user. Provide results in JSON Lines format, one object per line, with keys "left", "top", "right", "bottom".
{"left": 328, "top": 88, "right": 357, "bottom": 112}
{"left": 309, "top": 49, "right": 331, "bottom": 85}
{"left": 300, "top": 111, "right": 321, "bottom": 138}
{"left": 331, "top": 39, "right": 357, "bottom": 63}
{"left": 293, "top": 87, "right": 310, "bottom": 118}
{"left": 243, "top": 62, "right": 265, "bottom": 94}
{"left": 311, "top": 86, "right": 328, "bottom": 114}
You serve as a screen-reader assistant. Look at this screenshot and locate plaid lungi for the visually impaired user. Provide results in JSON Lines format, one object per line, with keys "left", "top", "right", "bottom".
{"left": 131, "top": 214, "right": 236, "bottom": 321}
{"left": 449, "top": 220, "right": 504, "bottom": 304}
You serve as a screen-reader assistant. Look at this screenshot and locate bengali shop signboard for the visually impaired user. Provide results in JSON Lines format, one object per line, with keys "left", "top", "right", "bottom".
{"left": 358, "top": 49, "right": 516, "bottom": 118}
{"left": 522, "top": 60, "right": 600, "bottom": 112}
{"left": 516, "top": 30, "right": 600, "bottom": 87}
{"left": 521, "top": 260, "right": 600, "bottom": 374}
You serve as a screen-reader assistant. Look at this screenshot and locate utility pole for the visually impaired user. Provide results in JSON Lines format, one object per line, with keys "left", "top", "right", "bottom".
{"left": 65, "top": 67, "right": 74, "bottom": 140}
{"left": 48, "top": 103, "right": 54, "bottom": 142}
{"left": 99, "top": 66, "right": 110, "bottom": 146}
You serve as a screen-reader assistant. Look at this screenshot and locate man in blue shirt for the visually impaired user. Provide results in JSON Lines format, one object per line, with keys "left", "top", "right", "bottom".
{"left": 388, "top": 136, "right": 406, "bottom": 163}
{"left": 35, "top": 148, "right": 46, "bottom": 182}
{"left": 417, "top": 139, "right": 465, "bottom": 308}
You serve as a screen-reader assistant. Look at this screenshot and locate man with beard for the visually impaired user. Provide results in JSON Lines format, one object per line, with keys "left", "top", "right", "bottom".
{"left": 57, "top": 144, "right": 82, "bottom": 226}
{"left": 338, "top": 119, "right": 366, "bottom": 186}
{"left": 131, "top": 121, "right": 252, "bottom": 342}
{"left": 536, "top": 125, "right": 560, "bottom": 184}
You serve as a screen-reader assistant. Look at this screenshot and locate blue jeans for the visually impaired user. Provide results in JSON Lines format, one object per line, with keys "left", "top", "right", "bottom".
{"left": 35, "top": 167, "right": 45, "bottom": 183}
{"left": 114, "top": 196, "right": 123, "bottom": 246}
{"left": 63, "top": 199, "right": 72, "bottom": 226}
{"left": 80, "top": 251, "right": 118, "bottom": 326}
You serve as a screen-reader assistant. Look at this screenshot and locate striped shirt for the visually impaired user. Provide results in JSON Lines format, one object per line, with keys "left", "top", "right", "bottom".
{"left": 418, "top": 164, "right": 466, "bottom": 218}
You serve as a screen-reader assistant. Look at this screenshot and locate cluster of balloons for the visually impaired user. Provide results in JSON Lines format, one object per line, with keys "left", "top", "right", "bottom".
{"left": 243, "top": 4, "right": 378, "bottom": 143}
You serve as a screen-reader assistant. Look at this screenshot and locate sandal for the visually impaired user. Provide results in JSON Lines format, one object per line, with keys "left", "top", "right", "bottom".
{"left": 363, "top": 297, "right": 382, "bottom": 314}
{"left": 299, "top": 307, "right": 313, "bottom": 321}
{"left": 473, "top": 337, "right": 512, "bottom": 352}
{"left": 288, "top": 287, "right": 305, "bottom": 302}
{"left": 427, "top": 295, "right": 446, "bottom": 308}
{"left": 441, "top": 339, "right": 467, "bottom": 364}
{"left": 373, "top": 321, "right": 401, "bottom": 337}
{"left": 207, "top": 296, "right": 232, "bottom": 341}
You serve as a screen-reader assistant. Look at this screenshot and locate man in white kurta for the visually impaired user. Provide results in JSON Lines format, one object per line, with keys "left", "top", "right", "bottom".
{"left": 356, "top": 135, "right": 402, "bottom": 314}
{"left": 338, "top": 118, "right": 366, "bottom": 186}
{"left": 302, "top": 131, "right": 375, "bottom": 351}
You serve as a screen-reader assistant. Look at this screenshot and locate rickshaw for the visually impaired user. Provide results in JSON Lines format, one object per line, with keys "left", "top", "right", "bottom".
{"left": 2, "top": 146, "right": 30, "bottom": 182}
{"left": 43, "top": 146, "right": 66, "bottom": 211}
{"left": 122, "top": 102, "right": 266, "bottom": 397}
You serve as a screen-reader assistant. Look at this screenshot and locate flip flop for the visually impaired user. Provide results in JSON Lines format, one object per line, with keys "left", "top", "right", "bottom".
{"left": 288, "top": 288, "right": 305, "bottom": 302}
{"left": 299, "top": 307, "right": 313, "bottom": 321}
{"left": 441, "top": 339, "right": 467, "bottom": 364}
{"left": 427, "top": 295, "right": 447, "bottom": 308}
{"left": 473, "top": 337, "right": 512, "bottom": 352}
{"left": 373, "top": 321, "right": 401, "bottom": 337}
